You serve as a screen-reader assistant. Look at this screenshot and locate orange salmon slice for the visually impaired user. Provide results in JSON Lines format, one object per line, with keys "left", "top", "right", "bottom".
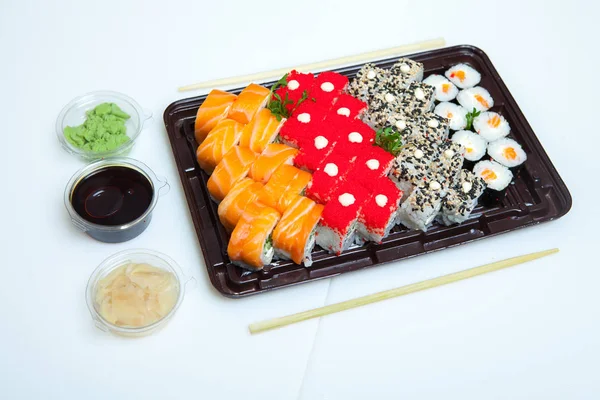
{"left": 503, "top": 147, "right": 517, "bottom": 160}
{"left": 194, "top": 89, "right": 237, "bottom": 144}
{"left": 239, "top": 109, "right": 283, "bottom": 153}
{"left": 196, "top": 119, "right": 245, "bottom": 173}
{"left": 228, "top": 83, "right": 271, "bottom": 124}
{"left": 207, "top": 146, "right": 257, "bottom": 202}
{"left": 474, "top": 94, "right": 490, "bottom": 109}
{"left": 272, "top": 196, "right": 324, "bottom": 264}
{"left": 481, "top": 169, "right": 497, "bottom": 181}
{"left": 218, "top": 179, "right": 264, "bottom": 232}
{"left": 488, "top": 115, "right": 501, "bottom": 128}
{"left": 451, "top": 70, "right": 466, "bottom": 82}
{"left": 227, "top": 203, "right": 281, "bottom": 270}
{"left": 249, "top": 143, "right": 298, "bottom": 184}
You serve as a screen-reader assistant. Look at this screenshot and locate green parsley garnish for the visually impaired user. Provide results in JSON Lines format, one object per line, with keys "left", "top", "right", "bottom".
{"left": 267, "top": 92, "right": 293, "bottom": 121}
{"left": 266, "top": 74, "right": 313, "bottom": 121}
{"left": 375, "top": 126, "right": 403, "bottom": 156}
{"left": 296, "top": 90, "right": 309, "bottom": 109}
{"left": 465, "top": 108, "right": 481, "bottom": 130}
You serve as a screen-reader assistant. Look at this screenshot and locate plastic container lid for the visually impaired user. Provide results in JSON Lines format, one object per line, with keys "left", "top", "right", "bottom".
{"left": 86, "top": 249, "right": 193, "bottom": 337}
{"left": 56, "top": 91, "right": 152, "bottom": 160}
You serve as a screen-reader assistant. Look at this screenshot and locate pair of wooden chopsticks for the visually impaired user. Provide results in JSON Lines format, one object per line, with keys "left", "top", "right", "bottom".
{"left": 249, "top": 248, "right": 559, "bottom": 334}
{"left": 178, "top": 38, "right": 446, "bottom": 92}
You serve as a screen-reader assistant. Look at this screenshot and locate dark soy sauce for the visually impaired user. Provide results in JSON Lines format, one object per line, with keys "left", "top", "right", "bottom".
{"left": 71, "top": 166, "right": 153, "bottom": 226}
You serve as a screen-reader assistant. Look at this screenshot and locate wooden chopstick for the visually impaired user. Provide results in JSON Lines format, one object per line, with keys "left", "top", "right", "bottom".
{"left": 249, "top": 248, "right": 559, "bottom": 334}
{"left": 178, "top": 38, "right": 446, "bottom": 92}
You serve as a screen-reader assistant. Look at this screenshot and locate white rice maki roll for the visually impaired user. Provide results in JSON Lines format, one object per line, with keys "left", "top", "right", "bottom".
{"left": 434, "top": 141, "right": 465, "bottom": 182}
{"left": 445, "top": 64, "right": 481, "bottom": 89}
{"left": 411, "top": 113, "right": 450, "bottom": 143}
{"left": 390, "top": 137, "right": 439, "bottom": 196}
{"left": 397, "top": 179, "right": 445, "bottom": 232}
{"left": 451, "top": 130, "right": 487, "bottom": 162}
{"left": 439, "top": 170, "right": 487, "bottom": 225}
{"left": 347, "top": 63, "right": 389, "bottom": 102}
{"left": 487, "top": 138, "right": 527, "bottom": 168}
{"left": 473, "top": 111, "right": 510, "bottom": 141}
{"left": 473, "top": 160, "right": 513, "bottom": 191}
{"left": 400, "top": 82, "right": 435, "bottom": 114}
{"left": 434, "top": 102, "right": 468, "bottom": 130}
{"left": 423, "top": 74, "right": 459, "bottom": 102}
{"left": 391, "top": 58, "right": 424, "bottom": 83}
{"left": 457, "top": 86, "right": 494, "bottom": 112}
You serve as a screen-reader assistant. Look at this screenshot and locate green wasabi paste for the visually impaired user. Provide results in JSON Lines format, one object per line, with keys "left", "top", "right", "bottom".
{"left": 64, "top": 103, "right": 131, "bottom": 152}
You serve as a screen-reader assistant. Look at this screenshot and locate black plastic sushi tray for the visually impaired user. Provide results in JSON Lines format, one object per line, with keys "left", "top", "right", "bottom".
{"left": 163, "top": 45, "right": 572, "bottom": 297}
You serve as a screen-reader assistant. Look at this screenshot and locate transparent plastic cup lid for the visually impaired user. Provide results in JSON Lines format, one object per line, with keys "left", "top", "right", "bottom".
{"left": 56, "top": 90, "right": 152, "bottom": 160}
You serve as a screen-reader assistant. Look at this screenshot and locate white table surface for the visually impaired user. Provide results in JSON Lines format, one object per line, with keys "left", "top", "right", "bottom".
{"left": 1, "top": 0, "right": 599, "bottom": 399}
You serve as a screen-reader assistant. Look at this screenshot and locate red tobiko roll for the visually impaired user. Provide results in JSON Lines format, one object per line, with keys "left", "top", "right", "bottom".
{"left": 315, "top": 182, "right": 371, "bottom": 255}
{"left": 350, "top": 145, "right": 396, "bottom": 190}
{"left": 309, "top": 71, "right": 349, "bottom": 105}
{"left": 294, "top": 136, "right": 338, "bottom": 172}
{"left": 273, "top": 70, "right": 315, "bottom": 113}
{"left": 278, "top": 100, "right": 328, "bottom": 148}
{"left": 305, "top": 152, "right": 355, "bottom": 204}
{"left": 329, "top": 94, "right": 367, "bottom": 121}
{"left": 333, "top": 118, "right": 376, "bottom": 155}
{"left": 357, "top": 178, "right": 403, "bottom": 243}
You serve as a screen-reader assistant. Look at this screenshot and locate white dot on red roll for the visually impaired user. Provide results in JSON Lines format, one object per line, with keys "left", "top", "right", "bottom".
{"left": 348, "top": 132, "right": 363, "bottom": 143}
{"left": 324, "top": 163, "right": 338, "bottom": 177}
{"left": 337, "top": 107, "right": 350, "bottom": 117}
{"left": 366, "top": 159, "right": 379, "bottom": 170}
{"left": 338, "top": 193, "right": 355, "bottom": 206}
{"left": 375, "top": 194, "right": 388, "bottom": 207}
{"left": 321, "top": 82, "right": 334, "bottom": 92}
{"left": 287, "top": 80, "right": 300, "bottom": 90}
{"left": 297, "top": 113, "right": 311, "bottom": 123}
{"left": 314, "top": 136, "right": 328, "bottom": 150}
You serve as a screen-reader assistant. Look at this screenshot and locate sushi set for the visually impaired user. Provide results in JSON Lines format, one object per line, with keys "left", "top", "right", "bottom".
{"left": 164, "top": 45, "right": 571, "bottom": 297}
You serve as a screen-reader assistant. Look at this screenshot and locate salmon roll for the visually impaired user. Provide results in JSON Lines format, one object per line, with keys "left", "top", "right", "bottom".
{"left": 473, "top": 111, "right": 510, "bottom": 141}
{"left": 194, "top": 89, "right": 237, "bottom": 144}
{"left": 487, "top": 138, "right": 527, "bottom": 168}
{"left": 248, "top": 143, "right": 298, "bottom": 184}
{"left": 272, "top": 196, "right": 324, "bottom": 266}
{"left": 239, "top": 109, "right": 284, "bottom": 154}
{"left": 196, "top": 119, "right": 245, "bottom": 173}
{"left": 457, "top": 87, "right": 494, "bottom": 112}
{"left": 207, "top": 146, "right": 257, "bottom": 202}
{"left": 227, "top": 83, "right": 271, "bottom": 124}
{"left": 258, "top": 164, "right": 312, "bottom": 214}
{"left": 309, "top": 71, "right": 349, "bottom": 105}
{"left": 227, "top": 203, "right": 281, "bottom": 270}
{"left": 473, "top": 160, "right": 513, "bottom": 191}
{"left": 445, "top": 64, "right": 481, "bottom": 89}
{"left": 434, "top": 102, "right": 468, "bottom": 131}
{"left": 217, "top": 178, "right": 264, "bottom": 232}
{"left": 451, "top": 130, "right": 487, "bottom": 162}
{"left": 423, "top": 74, "right": 459, "bottom": 102}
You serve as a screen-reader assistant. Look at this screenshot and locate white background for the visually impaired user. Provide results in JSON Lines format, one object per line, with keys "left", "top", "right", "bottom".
{"left": 1, "top": 0, "right": 599, "bottom": 399}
